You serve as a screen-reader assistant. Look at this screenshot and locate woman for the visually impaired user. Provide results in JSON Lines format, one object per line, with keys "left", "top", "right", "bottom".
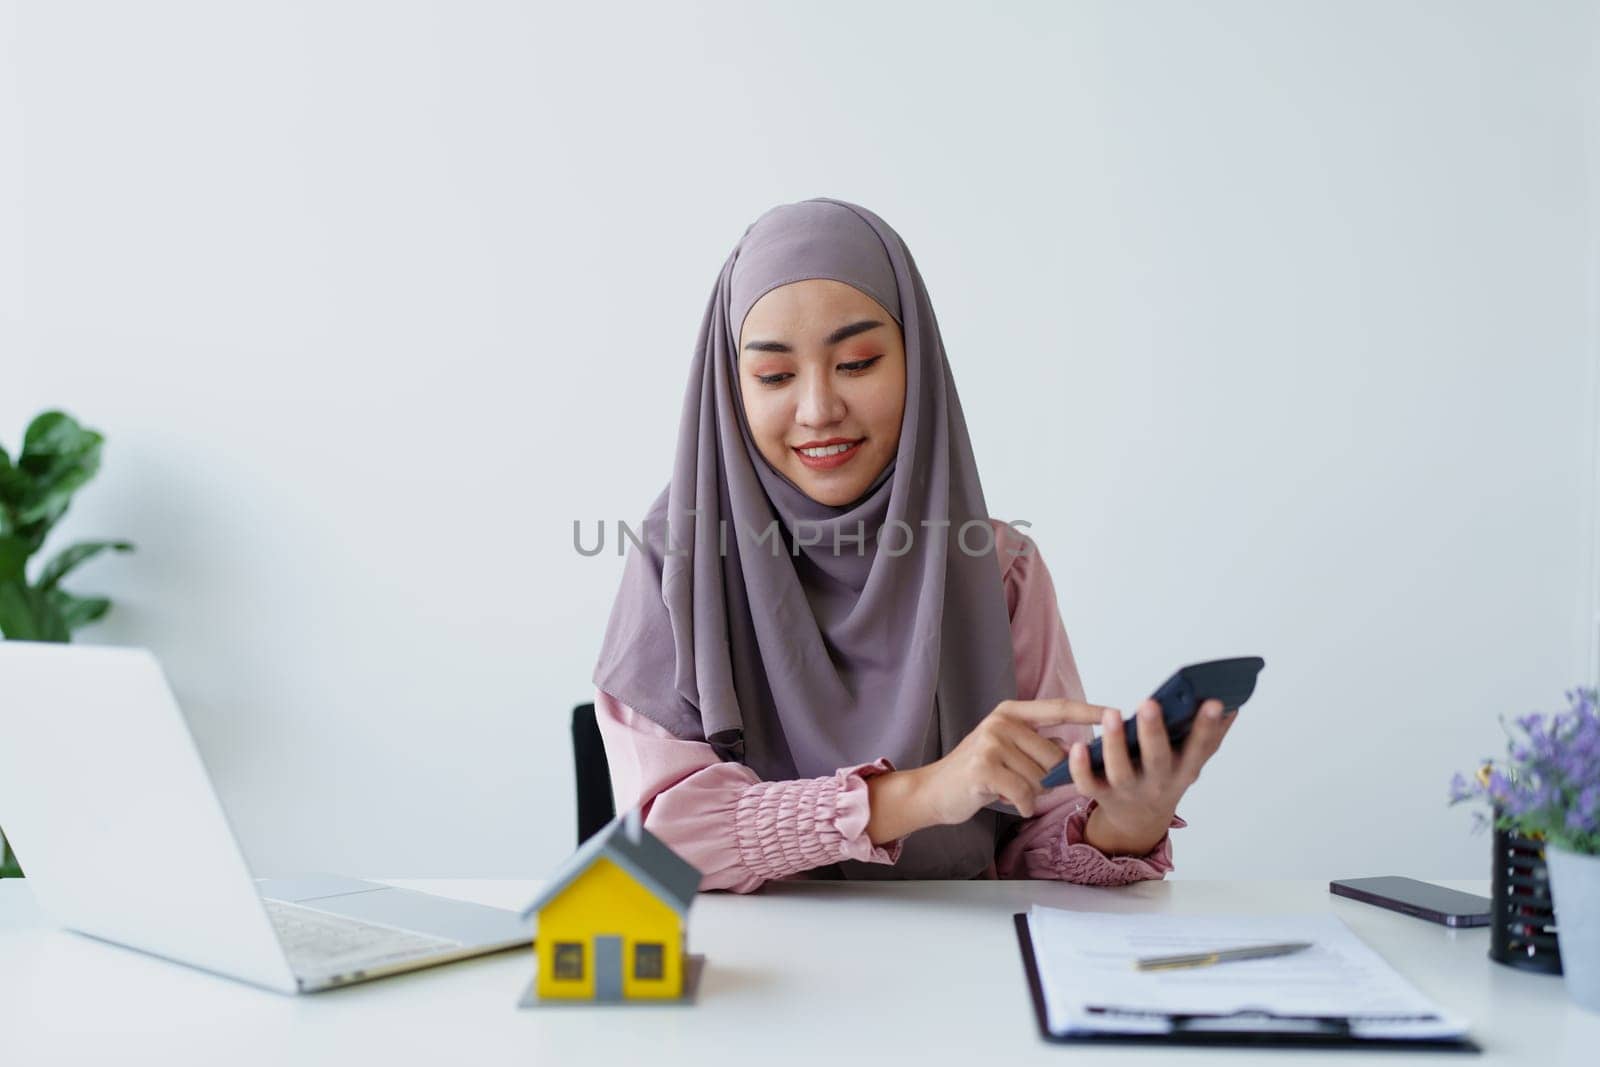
{"left": 591, "top": 197, "right": 1235, "bottom": 891}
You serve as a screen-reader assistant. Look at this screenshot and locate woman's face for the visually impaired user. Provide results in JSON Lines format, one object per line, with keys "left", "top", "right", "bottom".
{"left": 738, "top": 278, "right": 907, "bottom": 508}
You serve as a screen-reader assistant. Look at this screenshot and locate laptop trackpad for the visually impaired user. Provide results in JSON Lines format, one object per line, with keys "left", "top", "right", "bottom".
{"left": 261, "top": 878, "right": 531, "bottom": 944}
{"left": 256, "top": 874, "right": 387, "bottom": 903}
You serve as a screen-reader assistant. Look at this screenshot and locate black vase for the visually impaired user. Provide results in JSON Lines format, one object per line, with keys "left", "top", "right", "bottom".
{"left": 1489, "top": 817, "right": 1563, "bottom": 974}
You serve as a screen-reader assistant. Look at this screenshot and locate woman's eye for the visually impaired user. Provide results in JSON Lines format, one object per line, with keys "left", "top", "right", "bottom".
{"left": 755, "top": 355, "right": 881, "bottom": 387}
{"left": 841, "top": 355, "right": 884, "bottom": 375}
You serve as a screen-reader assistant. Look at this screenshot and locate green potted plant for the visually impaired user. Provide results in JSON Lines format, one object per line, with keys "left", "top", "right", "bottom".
{"left": 1450, "top": 686, "right": 1600, "bottom": 1012}
{"left": 0, "top": 410, "right": 134, "bottom": 878}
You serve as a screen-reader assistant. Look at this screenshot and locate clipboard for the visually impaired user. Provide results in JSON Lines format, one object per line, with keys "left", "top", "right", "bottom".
{"left": 1013, "top": 914, "right": 1482, "bottom": 1052}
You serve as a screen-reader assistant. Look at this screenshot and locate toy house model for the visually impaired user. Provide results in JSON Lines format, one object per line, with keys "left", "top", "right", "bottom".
{"left": 520, "top": 809, "right": 701, "bottom": 1002}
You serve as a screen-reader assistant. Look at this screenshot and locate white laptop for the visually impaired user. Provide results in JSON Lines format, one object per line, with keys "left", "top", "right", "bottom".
{"left": 0, "top": 641, "right": 533, "bottom": 994}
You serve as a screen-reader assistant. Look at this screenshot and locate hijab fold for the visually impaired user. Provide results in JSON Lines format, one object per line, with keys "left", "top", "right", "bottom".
{"left": 593, "top": 198, "right": 1019, "bottom": 879}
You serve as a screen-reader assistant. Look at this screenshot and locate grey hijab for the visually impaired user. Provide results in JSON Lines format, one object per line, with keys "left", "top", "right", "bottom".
{"left": 592, "top": 197, "right": 1020, "bottom": 880}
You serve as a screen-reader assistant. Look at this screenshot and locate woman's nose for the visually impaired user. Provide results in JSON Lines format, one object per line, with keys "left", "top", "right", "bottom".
{"left": 795, "top": 371, "right": 846, "bottom": 427}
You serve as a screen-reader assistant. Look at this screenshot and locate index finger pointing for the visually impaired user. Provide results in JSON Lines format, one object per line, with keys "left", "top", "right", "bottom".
{"left": 1000, "top": 698, "right": 1119, "bottom": 728}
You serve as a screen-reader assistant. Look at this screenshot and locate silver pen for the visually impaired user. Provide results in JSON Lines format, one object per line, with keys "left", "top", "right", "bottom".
{"left": 1134, "top": 941, "right": 1314, "bottom": 972}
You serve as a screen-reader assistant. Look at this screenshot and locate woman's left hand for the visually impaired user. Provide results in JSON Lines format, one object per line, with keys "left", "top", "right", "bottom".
{"left": 1066, "top": 697, "right": 1237, "bottom": 856}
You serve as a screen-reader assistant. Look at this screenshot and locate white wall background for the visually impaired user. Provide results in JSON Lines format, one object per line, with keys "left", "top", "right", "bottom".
{"left": 2, "top": 0, "right": 1596, "bottom": 881}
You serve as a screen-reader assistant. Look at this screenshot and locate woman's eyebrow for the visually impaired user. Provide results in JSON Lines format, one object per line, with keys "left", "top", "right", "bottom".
{"left": 742, "top": 319, "right": 885, "bottom": 353}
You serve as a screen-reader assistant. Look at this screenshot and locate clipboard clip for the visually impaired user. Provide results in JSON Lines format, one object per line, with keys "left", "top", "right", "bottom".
{"left": 1086, "top": 1005, "right": 1354, "bottom": 1036}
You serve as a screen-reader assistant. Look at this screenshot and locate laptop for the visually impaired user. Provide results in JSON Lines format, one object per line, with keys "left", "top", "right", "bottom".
{"left": 0, "top": 641, "right": 533, "bottom": 994}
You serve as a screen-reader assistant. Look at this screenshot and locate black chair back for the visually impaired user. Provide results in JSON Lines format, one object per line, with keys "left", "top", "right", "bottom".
{"left": 571, "top": 702, "right": 617, "bottom": 846}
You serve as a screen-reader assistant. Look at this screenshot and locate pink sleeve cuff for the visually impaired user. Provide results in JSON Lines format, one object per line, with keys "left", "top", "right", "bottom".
{"left": 1048, "top": 799, "right": 1184, "bottom": 886}
{"left": 732, "top": 758, "right": 903, "bottom": 880}
{"left": 833, "top": 758, "right": 906, "bottom": 864}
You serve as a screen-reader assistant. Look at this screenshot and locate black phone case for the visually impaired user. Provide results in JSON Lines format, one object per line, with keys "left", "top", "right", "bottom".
{"left": 1040, "top": 656, "right": 1265, "bottom": 788}
{"left": 1328, "top": 879, "right": 1493, "bottom": 928}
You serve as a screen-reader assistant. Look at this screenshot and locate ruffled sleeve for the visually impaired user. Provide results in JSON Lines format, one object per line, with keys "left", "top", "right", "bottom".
{"left": 593, "top": 688, "right": 903, "bottom": 894}
{"left": 988, "top": 519, "right": 1183, "bottom": 884}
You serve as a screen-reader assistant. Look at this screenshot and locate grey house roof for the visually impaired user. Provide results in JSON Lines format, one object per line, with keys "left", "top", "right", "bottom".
{"left": 520, "top": 812, "right": 701, "bottom": 919}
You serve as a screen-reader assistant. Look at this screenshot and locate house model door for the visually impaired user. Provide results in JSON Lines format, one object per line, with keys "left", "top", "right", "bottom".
{"left": 594, "top": 935, "right": 623, "bottom": 1000}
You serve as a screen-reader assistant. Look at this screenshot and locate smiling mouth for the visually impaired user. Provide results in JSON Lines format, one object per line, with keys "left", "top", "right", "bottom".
{"left": 794, "top": 439, "right": 861, "bottom": 457}
{"left": 793, "top": 438, "right": 865, "bottom": 471}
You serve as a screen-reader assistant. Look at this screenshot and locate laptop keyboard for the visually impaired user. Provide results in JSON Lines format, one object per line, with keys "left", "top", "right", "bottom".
{"left": 264, "top": 898, "right": 461, "bottom": 973}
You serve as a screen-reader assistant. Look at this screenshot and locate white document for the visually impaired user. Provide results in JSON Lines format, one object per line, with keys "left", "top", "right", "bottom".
{"left": 1026, "top": 906, "right": 1469, "bottom": 1041}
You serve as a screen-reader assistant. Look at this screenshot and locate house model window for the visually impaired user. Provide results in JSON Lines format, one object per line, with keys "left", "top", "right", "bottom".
{"left": 553, "top": 942, "right": 584, "bottom": 980}
{"left": 635, "top": 942, "right": 664, "bottom": 980}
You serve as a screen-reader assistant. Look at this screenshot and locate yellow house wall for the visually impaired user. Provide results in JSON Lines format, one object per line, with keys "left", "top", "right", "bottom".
{"left": 535, "top": 856, "right": 684, "bottom": 1000}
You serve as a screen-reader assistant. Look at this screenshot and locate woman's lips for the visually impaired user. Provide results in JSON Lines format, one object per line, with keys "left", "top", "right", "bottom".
{"left": 793, "top": 438, "right": 864, "bottom": 471}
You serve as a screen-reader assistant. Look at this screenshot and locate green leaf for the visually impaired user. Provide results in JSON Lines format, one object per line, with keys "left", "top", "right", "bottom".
{"left": 0, "top": 578, "right": 39, "bottom": 639}
{"left": 21, "top": 410, "right": 90, "bottom": 458}
{"left": 37, "top": 540, "right": 134, "bottom": 591}
{"left": 44, "top": 587, "right": 106, "bottom": 636}
{"left": 0, "top": 413, "right": 127, "bottom": 644}
{"left": 0, "top": 443, "right": 27, "bottom": 523}
{"left": 0, "top": 535, "right": 29, "bottom": 583}
{"left": 0, "top": 827, "right": 23, "bottom": 878}
{"left": 16, "top": 411, "right": 104, "bottom": 530}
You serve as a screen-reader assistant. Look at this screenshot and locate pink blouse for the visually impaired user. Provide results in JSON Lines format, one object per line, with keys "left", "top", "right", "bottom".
{"left": 595, "top": 517, "right": 1185, "bottom": 892}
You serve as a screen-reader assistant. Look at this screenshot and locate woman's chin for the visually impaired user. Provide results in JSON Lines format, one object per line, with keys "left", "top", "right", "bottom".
{"left": 797, "top": 470, "right": 887, "bottom": 509}
{"left": 784, "top": 449, "right": 892, "bottom": 508}
{"left": 786, "top": 468, "right": 852, "bottom": 506}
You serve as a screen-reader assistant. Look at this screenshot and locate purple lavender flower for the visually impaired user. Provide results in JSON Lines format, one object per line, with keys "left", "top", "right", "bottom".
{"left": 1450, "top": 686, "right": 1600, "bottom": 855}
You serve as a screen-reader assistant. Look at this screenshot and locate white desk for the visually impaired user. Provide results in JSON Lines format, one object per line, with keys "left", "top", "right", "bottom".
{"left": 1, "top": 877, "right": 1595, "bottom": 1065}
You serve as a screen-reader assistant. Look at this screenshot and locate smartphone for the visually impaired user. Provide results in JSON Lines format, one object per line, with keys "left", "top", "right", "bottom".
{"left": 1329, "top": 877, "right": 1492, "bottom": 927}
{"left": 1038, "top": 656, "right": 1266, "bottom": 789}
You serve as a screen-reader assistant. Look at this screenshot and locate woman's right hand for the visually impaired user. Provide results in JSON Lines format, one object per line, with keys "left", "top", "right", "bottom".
{"left": 913, "top": 698, "right": 1114, "bottom": 823}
